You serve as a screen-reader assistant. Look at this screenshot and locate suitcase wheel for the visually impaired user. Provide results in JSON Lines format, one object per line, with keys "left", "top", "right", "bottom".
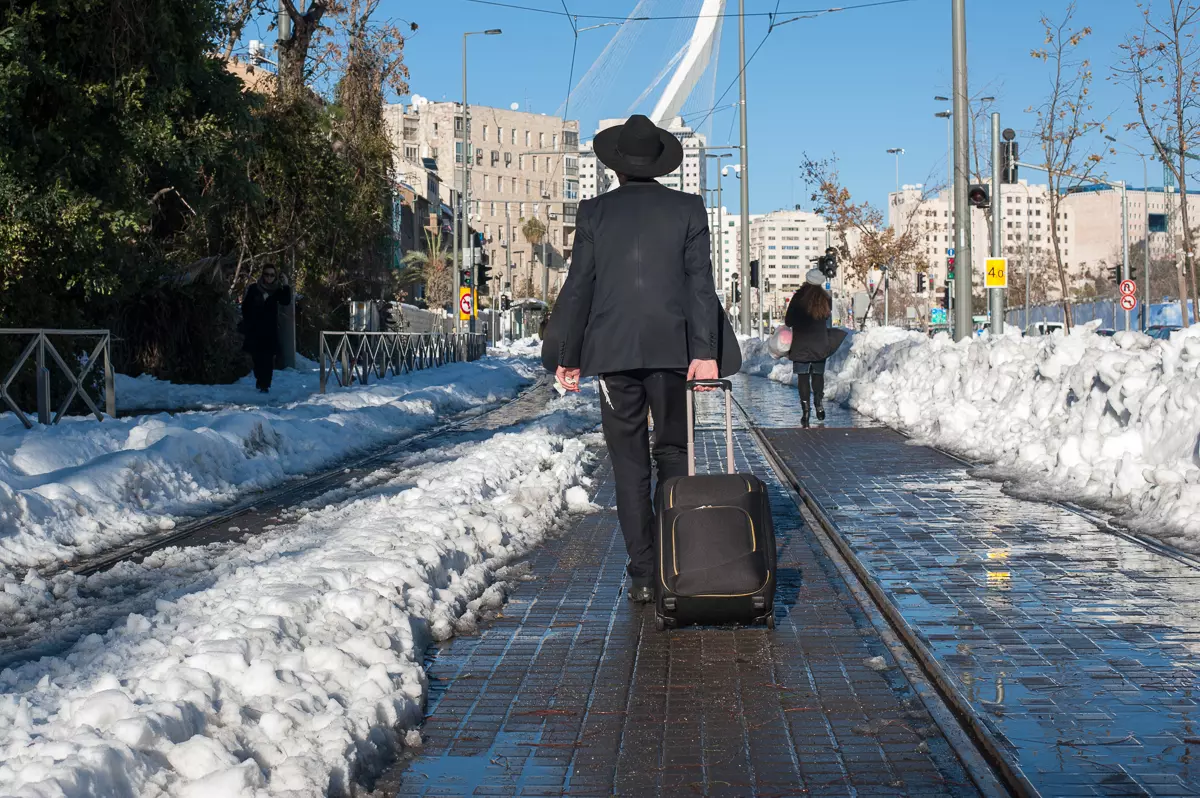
{"left": 766, "top": 615, "right": 776, "bottom": 630}
{"left": 655, "top": 615, "right": 666, "bottom": 632}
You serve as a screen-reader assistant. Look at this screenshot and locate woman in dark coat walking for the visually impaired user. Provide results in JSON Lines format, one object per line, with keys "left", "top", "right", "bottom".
{"left": 784, "top": 269, "right": 847, "bottom": 427}
{"left": 241, "top": 265, "right": 292, "bottom": 393}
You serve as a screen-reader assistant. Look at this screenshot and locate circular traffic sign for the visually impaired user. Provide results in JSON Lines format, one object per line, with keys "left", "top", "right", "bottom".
{"left": 1120, "top": 294, "right": 1138, "bottom": 311}
{"left": 1120, "top": 279, "right": 1137, "bottom": 296}
{"left": 459, "top": 292, "right": 473, "bottom": 316}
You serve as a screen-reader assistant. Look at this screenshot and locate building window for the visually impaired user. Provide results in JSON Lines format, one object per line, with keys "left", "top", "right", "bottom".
{"left": 455, "top": 142, "right": 463, "bottom": 163}
{"left": 497, "top": 127, "right": 503, "bottom": 142}
{"left": 483, "top": 175, "right": 490, "bottom": 191}
{"left": 433, "top": 122, "right": 438, "bottom": 134}
{"left": 525, "top": 131, "right": 531, "bottom": 147}
{"left": 455, "top": 116, "right": 463, "bottom": 132}
{"left": 520, "top": 202, "right": 526, "bottom": 217}
{"left": 490, "top": 202, "right": 496, "bottom": 216}
{"left": 491, "top": 150, "right": 500, "bottom": 166}
{"left": 512, "top": 177, "right": 518, "bottom": 193}
{"left": 519, "top": 154, "right": 525, "bottom": 170}
{"left": 526, "top": 179, "right": 532, "bottom": 194}
{"left": 404, "top": 145, "right": 418, "bottom": 161}
{"left": 539, "top": 132, "right": 545, "bottom": 148}
{"left": 431, "top": 147, "right": 438, "bottom": 160}
{"left": 511, "top": 128, "right": 517, "bottom": 145}
{"left": 552, "top": 134, "right": 558, "bottom": 149}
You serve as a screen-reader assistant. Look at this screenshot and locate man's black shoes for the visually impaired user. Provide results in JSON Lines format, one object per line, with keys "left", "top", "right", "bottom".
{"left": 627, "top": 586, "right": 654, "bottom": 604}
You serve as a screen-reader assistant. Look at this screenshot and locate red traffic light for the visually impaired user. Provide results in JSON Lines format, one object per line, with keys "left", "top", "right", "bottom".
{"left": 968, "top": 184, "right": 990, "bottom": 208}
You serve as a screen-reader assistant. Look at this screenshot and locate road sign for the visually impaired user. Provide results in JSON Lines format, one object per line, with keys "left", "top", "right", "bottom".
{"left": 459, "top": 287, "right": 474, "bottom": 320}
{"left": 1120, "top": 279, "right": 1137, "bottom": 296}
{"left": 985, "top": 258, "right": 1008, "bottom": 289}
{"left": 947, "top": 248, "right": 955, "bottom": 256}
{"left": 1120, "top": 294, "right": 1138, "bottom": 312}
{"left": 930, "top": 307, "right": 948, "bottom": 325}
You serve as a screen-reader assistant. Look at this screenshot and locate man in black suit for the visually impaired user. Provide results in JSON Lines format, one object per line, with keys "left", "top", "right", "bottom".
{"left": 549, "top": 115, "right": 722, "bottom": 604}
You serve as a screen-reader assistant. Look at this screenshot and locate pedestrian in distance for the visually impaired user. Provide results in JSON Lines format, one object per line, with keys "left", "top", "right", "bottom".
{"left": 544, "top": 114, "right": 738, "bottom": 604}
{"left": 241, "top": 264, "right": 292, "bottom": 393}
{"left": 784, "top": 270, "right": 847, "bottom": 428}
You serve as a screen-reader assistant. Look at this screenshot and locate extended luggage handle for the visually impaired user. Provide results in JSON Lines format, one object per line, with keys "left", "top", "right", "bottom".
{"left": 685, "top": 379, "right": 736, "bottom": 476}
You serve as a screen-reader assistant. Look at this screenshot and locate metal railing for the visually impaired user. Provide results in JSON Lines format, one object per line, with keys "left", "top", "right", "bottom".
{"left": 318, "top": 332, "right": 486, "bottom": 393}
{"left": 0, "top": 329, "right": 115, "bottom": 428}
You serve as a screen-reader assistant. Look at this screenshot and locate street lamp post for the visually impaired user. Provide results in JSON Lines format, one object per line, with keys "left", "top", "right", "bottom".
{"left": 886, "top": 148, "right": 905, "bottom": 194}
{"left": 737, "top": 0, "right": 752, "bottom": 336}
{"left": 935, "top": 109, "right": 953, "bottom": 328}
{"left": 707, "top": 153, "right": 732, "bottom": 299}
{"left": 461, "top": 29, "right": 502, "bottom": 333}
{"left": 1107, "top": 134, "right": 1151, "bottom": 330}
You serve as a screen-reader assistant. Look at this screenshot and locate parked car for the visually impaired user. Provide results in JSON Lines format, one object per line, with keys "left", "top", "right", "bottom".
{"left": 1024, "top": 321, "right": 1065, "bottom": 336}
{"left": 1094, "top": 328, "right": 1116, "bottom": 337}
{"left": 1146, "top": 325, "right": 1182, "bottom": 340}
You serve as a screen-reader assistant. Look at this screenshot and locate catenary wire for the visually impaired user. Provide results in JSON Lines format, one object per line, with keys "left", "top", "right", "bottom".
{"left": 466, "top": 0, "right": 921, "bottom": 22}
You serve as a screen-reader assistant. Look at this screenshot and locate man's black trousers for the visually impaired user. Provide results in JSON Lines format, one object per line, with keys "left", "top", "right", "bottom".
{"left": 598, "top": 369, "right": 688, "bottom": 587}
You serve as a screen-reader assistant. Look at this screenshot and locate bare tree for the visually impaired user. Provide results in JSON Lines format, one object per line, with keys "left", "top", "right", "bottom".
{"left": 1115, "top": 0, "right": 1200, "bottom": 325}
{"left": 1029, "top": 2, "right": 1105, "bottom": 330}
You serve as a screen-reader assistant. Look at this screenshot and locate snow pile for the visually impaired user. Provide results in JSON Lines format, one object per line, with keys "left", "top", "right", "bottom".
{"left": 0, "top": 390, "right": 602, "bottom": 797}
{"left": 0, "top": 356, "right": 536, "bottom": 573}
{"left": 828, "top": 326, "right": 1200, "bottom": 548}
{"left": 739, "top": 330, "right": 856, "bottom": 385}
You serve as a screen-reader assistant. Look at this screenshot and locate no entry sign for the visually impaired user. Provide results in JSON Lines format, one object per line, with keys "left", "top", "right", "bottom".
{"left": 459, "top": 287, "right": 474, "bottom": 320}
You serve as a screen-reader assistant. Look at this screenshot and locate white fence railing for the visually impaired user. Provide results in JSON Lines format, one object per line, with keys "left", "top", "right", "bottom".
{"left": 0, "top": 329, "right": 115, "bottom": 428}
{"left": 318, "top": 332, "right": 486, "bottom": 393}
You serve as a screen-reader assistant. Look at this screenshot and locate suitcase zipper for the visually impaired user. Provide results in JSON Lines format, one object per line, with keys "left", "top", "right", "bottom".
{"left": 670, "top": 505, "right": 759, "bottom": 586}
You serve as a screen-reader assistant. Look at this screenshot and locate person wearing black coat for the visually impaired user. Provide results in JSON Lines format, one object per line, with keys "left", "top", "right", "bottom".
{"left": 241, "top": 265, "right": 292, "bottom": 393}
{"left": 784, "top": 270, "right": 848, "bottom": 427}
{"left": 544, "top": 115, "right": 727, "bottom": 604}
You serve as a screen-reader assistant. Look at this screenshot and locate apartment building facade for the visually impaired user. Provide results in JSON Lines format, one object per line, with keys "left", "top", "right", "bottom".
{"left": 384, "top": 98, "right": 580, "bottom": 298}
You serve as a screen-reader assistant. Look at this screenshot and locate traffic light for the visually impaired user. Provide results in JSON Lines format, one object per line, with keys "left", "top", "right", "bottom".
{"left": 916, "top": 272, "right": 927, "bottom": 293}
{"left": 1129, "top": 264, "right": 1138, "bottom": 282}
{"left": 943, "top": 285, "right": 952, "bottom": 308}
{"left": 968, "top": 184, "right": 990, "bottom": 209}
{"left": 750, "top": 260, "right": 760, "bottom": 288}
{"left": 947, "top": 256, "right": 956, "bottom": 282}
{"left": 461, "top": 269, "right": 472, "bottom": 288}
{"left": 477, "top": 260, "right": 492, "bottom": 295}
{"left": 500, "top": 295, "right": 511, "bottom": 311}
{"left": 817, "top": 247, "right": 838, "bottom": 278}
{"left": 1001, "top": 135, "right": 1019, "bottom": 184}
{"left": 1109, "top": 266, "right": 1121, "bottom": 284}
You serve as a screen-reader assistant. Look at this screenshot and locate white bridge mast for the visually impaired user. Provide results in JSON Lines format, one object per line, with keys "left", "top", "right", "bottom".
{"left": 649, "top": 0, "right": 726, "bottom": 127}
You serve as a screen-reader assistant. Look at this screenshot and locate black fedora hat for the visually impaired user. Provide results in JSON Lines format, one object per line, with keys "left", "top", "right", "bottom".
{"left": 593, "top": 115, "right": 684, "bottom": 179}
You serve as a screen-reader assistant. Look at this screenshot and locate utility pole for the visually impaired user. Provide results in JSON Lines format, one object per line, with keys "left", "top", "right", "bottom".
{"left": 1121, "top": 180, "right": 1131, "bottom": 331}
{"left": 951, "top": 0, "right": 972, "bottom": 341}
{"left": 989, "top": 112, "right": 1003, "bottom": 335}
{"left": 737, "top": 0, "right": 752, "bottom": 335}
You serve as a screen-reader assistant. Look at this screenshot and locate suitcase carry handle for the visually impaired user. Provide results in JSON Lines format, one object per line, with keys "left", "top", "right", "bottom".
{"left": 685, "top": 380, "right": 736, "bottom": 476}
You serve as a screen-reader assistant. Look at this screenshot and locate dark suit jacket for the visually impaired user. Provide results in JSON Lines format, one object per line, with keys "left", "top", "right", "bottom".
{"left": 546, "top": 182, "right": 724, "bottom": 377}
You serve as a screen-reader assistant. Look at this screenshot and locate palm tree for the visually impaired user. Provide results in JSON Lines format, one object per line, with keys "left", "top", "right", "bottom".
{"left": 521, "top": 217, "right": 548, "bottom": 299}
{"left": 399, "top": 225, "right": 454, "bottom": 310}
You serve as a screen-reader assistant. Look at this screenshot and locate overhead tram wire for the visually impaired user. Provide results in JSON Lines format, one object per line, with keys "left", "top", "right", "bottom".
{"left": 465, "top": 0, "right": 923, "bottom": 22}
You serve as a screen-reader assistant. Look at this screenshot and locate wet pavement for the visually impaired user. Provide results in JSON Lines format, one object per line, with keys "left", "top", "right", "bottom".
{"left": 374, "top": 418, "right": 978, "bottom": 796}
{"left": 738, "top": 375, "right": 1200, "bottom": 796}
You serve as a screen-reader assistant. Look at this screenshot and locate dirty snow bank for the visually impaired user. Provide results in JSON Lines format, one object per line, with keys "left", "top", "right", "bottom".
{"left": 827, "top": 326, "right": 1200, "bottom": 549}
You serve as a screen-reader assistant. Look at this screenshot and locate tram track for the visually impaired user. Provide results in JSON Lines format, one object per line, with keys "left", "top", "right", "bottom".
{"left": 0, "top": 379, "right": 554, "bottom": 668}
{"left": 730, "top": 396, "right": 1038, "bottom": 798}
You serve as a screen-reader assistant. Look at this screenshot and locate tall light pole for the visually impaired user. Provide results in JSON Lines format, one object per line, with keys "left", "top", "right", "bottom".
{"left": 461, "top": 29, "right": 502, "bottom": 333}
{"left": 886, "top": 148, "right": 905, "bottom": 194}
{"left": 707, "top": 153, "right": 732, "bottom": 299}
{"left": 935, "top": 109, "right": 953, "bottom": 326}
{"left": 989, "top": 113, "right": 1003, "bottom": 335}
{"left": 951, "top": 0, "right": 973, "bottom": 341}
{"left": 1108, "top": 134, "right": 1151, "bottom": 330}
{"left": 737, "top": 0, "right": 752, "bottom": 335}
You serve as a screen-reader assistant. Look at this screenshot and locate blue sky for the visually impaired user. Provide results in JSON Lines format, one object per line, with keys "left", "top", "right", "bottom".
{"left": 340, "top": 0, "right": 1159, "bottom": 215}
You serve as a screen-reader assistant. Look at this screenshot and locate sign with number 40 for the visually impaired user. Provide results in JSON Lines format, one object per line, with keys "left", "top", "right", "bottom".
{"left": 985, "top": 258, "right": 1008, "bottom": 289}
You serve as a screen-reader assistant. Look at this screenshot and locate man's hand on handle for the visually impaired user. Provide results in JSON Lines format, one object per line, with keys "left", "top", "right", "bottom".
{"left": 687, "top": 359, "right": 719, "bottom": 391}
{"left": 556, "top": 366, "right": 581, "bottom": 393}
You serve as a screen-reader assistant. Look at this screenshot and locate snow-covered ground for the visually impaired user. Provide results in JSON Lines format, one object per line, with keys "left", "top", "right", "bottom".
{"left": 0, "top": 383, "right": 602, "bottom": 797}
{"left": 0, "top": 344, "right": 540, "bottom": 574}
{"left": 739, "top": 331, "right": 856, "bottom": 385}
{"left": 746, "top": 325, "right": 1200, "bottom": 550}
{"left": 113, "top": 356, "right": 329, "bottom": 412}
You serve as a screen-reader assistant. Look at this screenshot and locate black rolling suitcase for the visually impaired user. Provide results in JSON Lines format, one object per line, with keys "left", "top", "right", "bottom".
{"left": 654, "top": 379, "right": 776, "bottom": 630}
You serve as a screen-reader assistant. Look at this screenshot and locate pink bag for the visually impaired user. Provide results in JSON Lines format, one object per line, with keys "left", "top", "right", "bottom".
{"left": 767, "top": 326, "right": 792, "bottom": 358}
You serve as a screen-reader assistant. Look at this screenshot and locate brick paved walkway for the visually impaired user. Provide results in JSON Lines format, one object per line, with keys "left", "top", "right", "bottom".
{"left": 740, "top": 376, "right": 1200, "bottom": 797}
{"left": 373, "top": 424, "right": 978, "bottom": 797}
